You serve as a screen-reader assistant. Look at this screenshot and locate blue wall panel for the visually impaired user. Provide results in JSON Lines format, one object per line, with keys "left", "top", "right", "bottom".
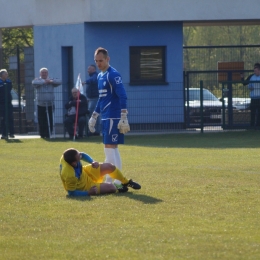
{"left": 33, "top": 21, "right": 184, "bottom": 124}
{"left": 84, "top": 22, "right": 184, "bottom": 123}
{"left": 34, "top": 23, "right": 86, "bottom": 123}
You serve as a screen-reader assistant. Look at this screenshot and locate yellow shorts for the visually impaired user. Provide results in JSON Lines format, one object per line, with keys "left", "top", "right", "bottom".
{"left": 82, "top": 165, "right": 104, "bottom": 194}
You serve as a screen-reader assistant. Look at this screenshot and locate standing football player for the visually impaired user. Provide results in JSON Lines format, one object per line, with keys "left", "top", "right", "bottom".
{"left": 88, "top": 47, "right": 130, "bottom": 188}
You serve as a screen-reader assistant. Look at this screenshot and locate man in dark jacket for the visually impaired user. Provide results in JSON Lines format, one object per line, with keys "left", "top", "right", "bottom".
{"left": 83, "top": 65, "right": 100, "bottom": 135}
{"left": 0, "top": 69, "right": 15, "bottom": 139}
{"left": 64, "top": 88, "right": 89, "bottom": 139}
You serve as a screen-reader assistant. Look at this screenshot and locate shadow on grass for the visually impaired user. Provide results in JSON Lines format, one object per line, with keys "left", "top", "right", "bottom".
{"left": 66, "top": 195, "right": 93, "bottom": 201}
{"left": 66, "top": 192, "right": 162, "bottom": 204}
{"left": 115, "top": 192, "right": 163, "bottom": 204}
{"left": 2, "top": 139, "right": 23, "bottom": 143}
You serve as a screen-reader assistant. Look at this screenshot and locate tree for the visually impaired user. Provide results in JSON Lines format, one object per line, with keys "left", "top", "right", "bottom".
{"left": 0, "top": 28, "right": 33, "bottom": 93}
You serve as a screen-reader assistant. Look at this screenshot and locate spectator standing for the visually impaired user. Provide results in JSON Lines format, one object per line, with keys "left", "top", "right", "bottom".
{"left": 240, "top": 63, "right": 260, "bottom": 85}
{"left": 88, "top": 47, "right": 130, "bottom": 186}
{"left": 247, "top": 64, "right": 260, "bottom": 127}
{"left": 64, "top": 88, "right": 89, "bottom": 139}
{"left": 32, "top": 68, "right": 61, "bottom": 138}
{"left": 0, "top": 69, "right": 15, "bottom": 139}
{"left": 83, "top": 64, "right": 100, "bottom": 136}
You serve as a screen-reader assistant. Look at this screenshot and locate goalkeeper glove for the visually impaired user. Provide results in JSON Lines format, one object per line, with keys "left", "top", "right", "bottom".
{"left": 88, "top": 112, "right": 99, "bottom": 133}
{"left": 117, "top": 111, "right": 130, "bottom": 134}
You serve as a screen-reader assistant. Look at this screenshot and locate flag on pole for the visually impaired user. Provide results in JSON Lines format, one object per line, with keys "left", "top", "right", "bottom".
{"left": 75, "top": 73, "right": 84, "bottom": 94}
{"left": 73, "top": 73, "right": 83, "bottom": 140}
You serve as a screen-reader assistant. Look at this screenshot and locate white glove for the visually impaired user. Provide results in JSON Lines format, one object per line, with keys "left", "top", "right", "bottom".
{"left": 117, "top": 111, "right": 130, "bottom": 134}
{"left": 88, "top": 112, "right": 99, "bottom": 133}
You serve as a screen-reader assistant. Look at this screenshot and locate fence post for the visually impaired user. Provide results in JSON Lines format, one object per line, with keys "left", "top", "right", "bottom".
{"left": 222, "top": 82, "right": 226, "bottom": 129}
{"left": 4, "top": 81, "right": 9, "bottom": 139}
{"left": 200, "top": 80, "right": 204, "bottom": 133}
{"left": 17, "top": 45, "right": 21, "bottom": 134}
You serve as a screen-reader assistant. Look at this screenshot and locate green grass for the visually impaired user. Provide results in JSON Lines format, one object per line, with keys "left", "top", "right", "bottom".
{"left": 0, "top": 131, "right": 260, "bottom": 260}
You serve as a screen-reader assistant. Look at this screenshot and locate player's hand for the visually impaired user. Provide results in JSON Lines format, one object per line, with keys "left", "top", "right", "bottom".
{"left": 88, "top": 112, "right": 99, "bottom": 133}
{"left": 117, "top": 111, "right": 130, "bottom": 134}
{"left": 88, "top": 186, "right": 98, "bottom": 195}
{"left": 91, "top": 161, "right": 99, "bottom": 168}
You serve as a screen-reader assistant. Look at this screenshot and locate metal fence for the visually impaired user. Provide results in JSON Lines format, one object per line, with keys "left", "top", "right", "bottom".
{"left": 1, "top": 44, "right": 260, "bottom": 138}
{"left": 0, "top": 46, "right": 35, "bottom": 135}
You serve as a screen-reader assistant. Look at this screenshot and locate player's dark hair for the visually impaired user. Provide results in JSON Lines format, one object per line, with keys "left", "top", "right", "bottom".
{"left": 95, "top": 47, "right": 108, "bottom": 58}
{"left": 63, "top": 148, "right": 78, "bottom": 165}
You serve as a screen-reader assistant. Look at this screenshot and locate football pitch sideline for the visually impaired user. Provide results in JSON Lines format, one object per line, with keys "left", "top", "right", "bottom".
{"left": 0, "top": 131, "right": 259, "bottom": 260}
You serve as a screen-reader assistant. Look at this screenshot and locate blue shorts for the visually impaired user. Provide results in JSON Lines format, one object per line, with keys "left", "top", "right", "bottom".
{"left": 102, "top": 119, "right": 124, "bottom": 145}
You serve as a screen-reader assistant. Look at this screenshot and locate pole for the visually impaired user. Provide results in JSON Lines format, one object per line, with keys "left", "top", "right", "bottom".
{"left": 73, "top": 90, "right": 80, "bottom": 141}
{"left": 52, "top": 102, "right": 56, "bottom": 138}
{"left": 17, "top": 45, "right": 21, "bottom": 133}
{"left": 4, "top": 82, "right": 9, "bottom": 139}
{"left": 200, "top": 80, "right": 204, "bottom": 134}
{"left": 46, "top": 103, "right": 51, "bottom": 138}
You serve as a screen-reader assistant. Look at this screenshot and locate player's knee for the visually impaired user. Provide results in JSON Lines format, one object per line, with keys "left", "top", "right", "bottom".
{"left": 104, "top": 162, "right": 116, "bottom": 171}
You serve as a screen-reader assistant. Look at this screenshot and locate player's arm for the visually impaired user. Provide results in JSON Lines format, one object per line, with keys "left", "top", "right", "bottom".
{"left": 68, "top": 190, "right": 89, "bottom": 196}
{"left": 109, "top": 72, "right": 130, "bottom": 134}
{"left": 68, "top": 186, "right": 97, "bottom": 196}
{"left": 80, "top": 152, "right": 94, "bottom": 163}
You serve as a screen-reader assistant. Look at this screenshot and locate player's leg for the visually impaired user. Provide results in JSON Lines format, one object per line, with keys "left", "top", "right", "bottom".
{"left": 103, "top": 119, "right": 124, "bottom": 183}
{"left": 114, "top": 147, "right": 122, "bottom": 170}
{"left": 104, "top": 146, "right": 116, "bottom": 183}
{"left": 99, "top": 163, "right": 141, "bottom": 190}
{"left": 86, "top": 182, "right": 116, "bottom": 195}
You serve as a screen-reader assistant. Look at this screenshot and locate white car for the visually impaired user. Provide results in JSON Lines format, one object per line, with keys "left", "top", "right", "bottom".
{"left": 11, "top": 89, "right": 26, "bottom": 112}
{"left": 185, "top": 88, "right": 223, "bottom": 123}
{"left": 223, "top": 97, "right": 250, "bottom": 110}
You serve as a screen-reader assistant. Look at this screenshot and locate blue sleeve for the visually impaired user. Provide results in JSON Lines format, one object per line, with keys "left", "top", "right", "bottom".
{"left": 68, "top": 190, "right": 89, "bottom": 196}
{"left": 109, "top": 71, "right": 127, "bottom": 109}
{"left": 80, "top": 152, "right": 94, "bottom": 163}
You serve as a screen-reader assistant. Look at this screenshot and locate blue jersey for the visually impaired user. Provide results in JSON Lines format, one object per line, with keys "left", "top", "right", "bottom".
{"left": 95, "top": 66, "right": 127, "bottom": 120}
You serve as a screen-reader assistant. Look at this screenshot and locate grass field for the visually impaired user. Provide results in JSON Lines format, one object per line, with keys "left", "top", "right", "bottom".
{"left": 0, "top": 131, "right": 260, "bottom": 260}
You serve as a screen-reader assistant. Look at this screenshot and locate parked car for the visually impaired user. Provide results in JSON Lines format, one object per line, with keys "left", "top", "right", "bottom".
{"left": 223, "top": 97, "right": 250, "bottom": 110}
{"left": 185, "top": 88, "right": 222, "bottom": 124}
{"left": 11, "top": 89, "right": 26, "bottom": 112}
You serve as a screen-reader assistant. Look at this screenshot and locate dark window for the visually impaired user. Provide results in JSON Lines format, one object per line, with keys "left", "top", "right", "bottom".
{"left": 130, "top": 46, "right": 166, "bottom": 85}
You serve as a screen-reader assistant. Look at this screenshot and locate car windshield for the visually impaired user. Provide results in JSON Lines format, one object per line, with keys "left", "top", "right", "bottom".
{"left": 186, "top": 89, "right": 219, "bottom": 102}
